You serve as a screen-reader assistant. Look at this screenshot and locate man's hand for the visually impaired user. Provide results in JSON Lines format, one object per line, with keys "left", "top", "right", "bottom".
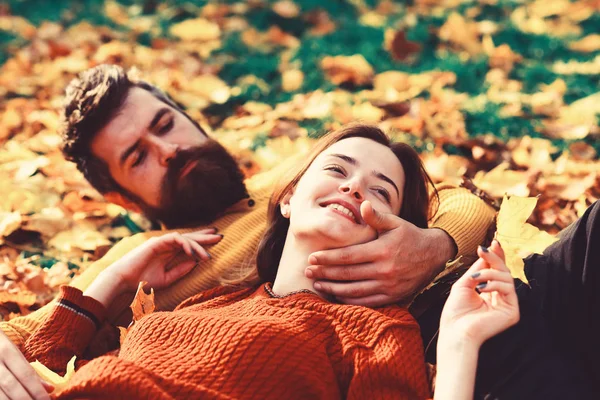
{"left": 0, "top": 331, "right": 52, "bottom": 400}
{"left": 305, "top": 201, "right": 456, "bottom": 307}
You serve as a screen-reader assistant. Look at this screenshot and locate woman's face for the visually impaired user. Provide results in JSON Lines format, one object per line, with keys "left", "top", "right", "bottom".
{"left": 283, "top": 137, "right": 405, "bottom": 249}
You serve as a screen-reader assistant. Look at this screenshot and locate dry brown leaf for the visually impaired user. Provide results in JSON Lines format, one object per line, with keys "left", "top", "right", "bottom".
{"left": 495, "top": 195, "right": 559, "bottom": 283}
{"left": 272, "top": 0, "right": 300, "bottom": 18}
{"left": 282, "top": 69, "right": 304, "bottom": 92}
{"left": 473, "top": 163, "right": 532, "bottom": 197}
{"left": 130, "top": 281, "right": 156, "bottom": 323}
{"left": 320, "top": 55, "right": 374, "bottom": 86}
{"left": 569, "top": 34, "right": 600, "bottom": 52}
{"left": 169, "top": 18, "right": 221, "bottom": 42}
{"left": 0, "top": 290, "right": 37, "bottom": 307}
{"left": 0, "top": 212, "right": 22, "bottom": 237}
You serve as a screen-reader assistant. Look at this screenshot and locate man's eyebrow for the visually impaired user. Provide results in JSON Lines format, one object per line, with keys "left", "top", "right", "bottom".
{"left": 330, "top": 154, "right": 399, "bottom": 197}
{"left": 120, "top": 138, "right": 141, "bottom": 167}
{"left": 148, "top": 107, "right": 170, "bottom": 132}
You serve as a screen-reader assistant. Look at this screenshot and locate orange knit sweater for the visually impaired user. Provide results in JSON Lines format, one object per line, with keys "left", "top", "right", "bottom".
{"left": 24, "top": 285, "right": 431, "bottom": 399}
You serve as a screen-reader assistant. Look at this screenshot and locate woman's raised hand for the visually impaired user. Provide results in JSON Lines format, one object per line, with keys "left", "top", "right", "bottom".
{"left": 85, "top": 229, "right": 222, "bottom": 308}
{"left": 439, "top": 240, "right": 520, "bottom": 347}
{"left": 110, "top": 229, "right": 222, "bottom": 292}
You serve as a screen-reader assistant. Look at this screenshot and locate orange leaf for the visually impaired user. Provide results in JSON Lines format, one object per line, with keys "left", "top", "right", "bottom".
{"left": 130, "top": 281, "right": 155, "bottom": 323}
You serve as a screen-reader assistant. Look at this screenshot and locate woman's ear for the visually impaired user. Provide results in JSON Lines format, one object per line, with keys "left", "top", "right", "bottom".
{"left": 280, "top": 191, "right": 293, "bottom": 219}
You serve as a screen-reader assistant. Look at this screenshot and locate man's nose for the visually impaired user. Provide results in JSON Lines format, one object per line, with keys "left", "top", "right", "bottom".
{"left": 339, "top": 180, "right": 364, "bottom": 201}
{"left": 149, "top": 137, "right": 179, "bottom": 166}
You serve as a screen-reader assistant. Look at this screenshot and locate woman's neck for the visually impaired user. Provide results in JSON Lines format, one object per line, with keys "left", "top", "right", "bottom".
{"left": 272, "top": 233, "right": 331, "bottom": 300}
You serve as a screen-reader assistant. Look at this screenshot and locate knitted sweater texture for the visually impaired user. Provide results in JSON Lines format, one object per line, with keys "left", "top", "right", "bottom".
{"left": 24, "top": 285, "right": 431, "bottom": 399}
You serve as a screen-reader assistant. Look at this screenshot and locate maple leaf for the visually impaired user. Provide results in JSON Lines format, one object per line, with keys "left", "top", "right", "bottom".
{"left": 130, "top": 281, "right": 156, "bottom": 322}
{"left": 119, "top": 281, "right": 156, "bottom": 345}
{"left": 30, "top": 355, "right": 76, "bottom": 393}
{"left": 388, "top": 30, "right": 421, "bottom": 61}
{"left": 495, "top": 195, "right": 559, "bottom": 284}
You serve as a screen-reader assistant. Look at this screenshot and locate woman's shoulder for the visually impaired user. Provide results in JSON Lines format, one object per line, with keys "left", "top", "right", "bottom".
{"left": 174, "top": 284, "right": 257, "bottom": 310}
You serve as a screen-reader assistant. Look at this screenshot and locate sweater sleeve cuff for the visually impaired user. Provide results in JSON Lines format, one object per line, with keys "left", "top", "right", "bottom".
{"left": 58, "top": 286, "right": 107, "bottom": 329}
{"left": 430, "top": 186, "right": 496, "bottom": 258}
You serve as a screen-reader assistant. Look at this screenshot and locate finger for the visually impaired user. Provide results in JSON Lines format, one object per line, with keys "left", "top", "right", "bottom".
{"left": 337, "top": 294, "right": 391, "bottom": 307}
{"left": 3, "top": 347, "right": 49, "bottom": 399}
{"left": 490, "top": 239, "right": 505, "bottom": 262}
{"left": 174, "top": 236, "right": 194, "bottom": 259}
{"left": 190, "top": 234, "right": 223, "bottom": 245}
{"left": 453, "top": 257, "right": 489, "bottom": 288}
{"left": 0, "top": 363, "right": 33, "bottom": 400}
{"left": 187, "top": 239, "right": 211, "bottom": 261}
{"left": 164, "top": 260, "right": 197, "bottom": 283}
{"left": 184, "top": 228, "right": 217, "bottom": 236}
{"left": 313, "top": 280, "right": 380, "bottom": 298}
{"left": 41, "top": 380, "right": 54, "bottom": 393}
{"left": 469, "top": 269, "right": 514, "bottom": 286}
{"left": 477, "top": 246, "right": 509, "bottom": 273}
{"left": 0, "top": 387, "right": 9, "bottom": 400}
{"left": 309, "top": 242, "right": 380, "bottom": 266}
{"left": 360, "top": 200, "right": 403, "bottom": 232}
{"left": 476, "top": 280, "right": 517, "bottom": 300}
{"left": 305, "top": 263, "right": 377, "bottom": 281}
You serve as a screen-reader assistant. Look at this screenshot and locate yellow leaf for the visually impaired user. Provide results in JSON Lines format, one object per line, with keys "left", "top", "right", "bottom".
{"left": 495, "top": 195, "right": 559, "bottom": 283}
{"left": 169, "top": 18, "right": 221, "bottom": 41}
{"left": 30, "top": 356, "right": 76, "bottom": 393}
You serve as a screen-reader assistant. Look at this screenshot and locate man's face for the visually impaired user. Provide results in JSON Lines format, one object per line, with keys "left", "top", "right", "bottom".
{"left": 91, "top": 87, "right": 207, "bottom": 208}
{"left": 91, "top": 87, "right": 247, "bottom": 226}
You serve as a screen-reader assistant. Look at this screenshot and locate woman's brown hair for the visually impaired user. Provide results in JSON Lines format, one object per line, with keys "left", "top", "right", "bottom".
{"left": 255, "top": 123, "right": 438, "bottom": 283}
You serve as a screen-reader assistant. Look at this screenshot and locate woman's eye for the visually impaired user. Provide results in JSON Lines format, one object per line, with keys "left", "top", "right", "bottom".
{"left": 375, "top": 188, "right": 390, "bottom": 202}
{"left": 325, "top": 165, "right": 346, "bottom": 175}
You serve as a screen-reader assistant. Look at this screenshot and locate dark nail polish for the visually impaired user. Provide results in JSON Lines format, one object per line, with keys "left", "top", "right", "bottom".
{"left": 480, "top": 246, "right": 489, "bottom": 253}
{"left": 475, "top": 287, "right": 481, "bottom": 294}
{"left": 212, "top": 227, "right": 219, "bottom": 232}
{"left": 476, "top": 282, "right": 487, "bottom": 290}
{"left": 471, "top": 272, "right": 481, "bottom": 279}
{"left": 207, "top": 253, "right": 212, "bottom": 259}
{"left": 217, "top": 234, "right": 224, "bottom": 238}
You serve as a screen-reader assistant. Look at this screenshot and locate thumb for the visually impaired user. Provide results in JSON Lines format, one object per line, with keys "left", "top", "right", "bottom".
{"left": 360, "top": 201, "right": 402, "bottom": 232}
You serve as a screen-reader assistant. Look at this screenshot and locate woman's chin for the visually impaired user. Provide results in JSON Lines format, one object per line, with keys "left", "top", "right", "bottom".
{"left": 311, "top": 225, "right": 376, "bottom": 248}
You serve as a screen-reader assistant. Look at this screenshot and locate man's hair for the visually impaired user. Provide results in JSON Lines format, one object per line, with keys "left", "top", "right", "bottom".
{"left": 60, "top": 64, "right": 203, "bottom": 194}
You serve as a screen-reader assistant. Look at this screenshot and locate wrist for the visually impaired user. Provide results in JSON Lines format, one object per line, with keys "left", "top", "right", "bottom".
{"left": 425, "top": 228, "right": 457, "bottom": 274}
{"left": 84, "top": 270, "right": 129, "bottom": 308}
{"left": 437, "top": 329, "right": 482, "bottom": 354}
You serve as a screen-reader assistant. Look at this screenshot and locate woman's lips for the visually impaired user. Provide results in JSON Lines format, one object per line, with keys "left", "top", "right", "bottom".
{"left": 326, "top": 206, "right": 358, "bottom": 224}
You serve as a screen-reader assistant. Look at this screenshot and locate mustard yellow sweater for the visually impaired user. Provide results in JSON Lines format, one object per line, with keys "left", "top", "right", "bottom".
{"left": 2, "top": 160, "right": 495, "bottom": 349}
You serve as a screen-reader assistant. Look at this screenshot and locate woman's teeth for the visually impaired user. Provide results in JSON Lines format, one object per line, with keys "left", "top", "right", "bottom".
{"left": 327, "top": 203, "right": 357, "bottom": 222}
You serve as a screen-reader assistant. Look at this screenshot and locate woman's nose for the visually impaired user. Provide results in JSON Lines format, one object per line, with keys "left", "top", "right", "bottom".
{"left": 339, "top": 181, "right": 364, "bottom": 201}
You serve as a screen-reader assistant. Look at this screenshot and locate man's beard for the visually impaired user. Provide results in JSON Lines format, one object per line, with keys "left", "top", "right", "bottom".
{"left": 141, "top": 139, "right": 248, "bottom": 228}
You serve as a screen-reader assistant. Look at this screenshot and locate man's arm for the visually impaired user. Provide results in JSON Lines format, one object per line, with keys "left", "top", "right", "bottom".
{"left": 306, "top": 186, "right": 496, "bottom": 306}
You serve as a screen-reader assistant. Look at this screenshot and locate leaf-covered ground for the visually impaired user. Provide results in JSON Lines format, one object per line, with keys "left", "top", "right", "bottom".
{"left": 1, "top": 0, "right": 599, "bottom": 320}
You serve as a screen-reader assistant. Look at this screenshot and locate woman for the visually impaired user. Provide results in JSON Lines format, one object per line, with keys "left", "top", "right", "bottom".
{"left": 15, "top": 124, "right": 518, "bottom": 399}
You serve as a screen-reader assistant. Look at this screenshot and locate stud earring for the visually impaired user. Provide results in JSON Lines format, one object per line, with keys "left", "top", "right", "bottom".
{"left": 281, "top": 207, "right": 290, "bottom": 217}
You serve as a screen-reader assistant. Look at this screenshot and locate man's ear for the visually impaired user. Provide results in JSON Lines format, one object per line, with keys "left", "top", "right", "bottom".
{"left": 279, "top": 191, "right": 293, "bottom": 219}
{"left": 104, "top": 192, "right": 143, "bottom": 213}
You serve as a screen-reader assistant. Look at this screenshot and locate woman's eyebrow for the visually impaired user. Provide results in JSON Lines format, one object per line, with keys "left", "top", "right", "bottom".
{"left": 329, "top": 154, "right": 399, "bottom": 197}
